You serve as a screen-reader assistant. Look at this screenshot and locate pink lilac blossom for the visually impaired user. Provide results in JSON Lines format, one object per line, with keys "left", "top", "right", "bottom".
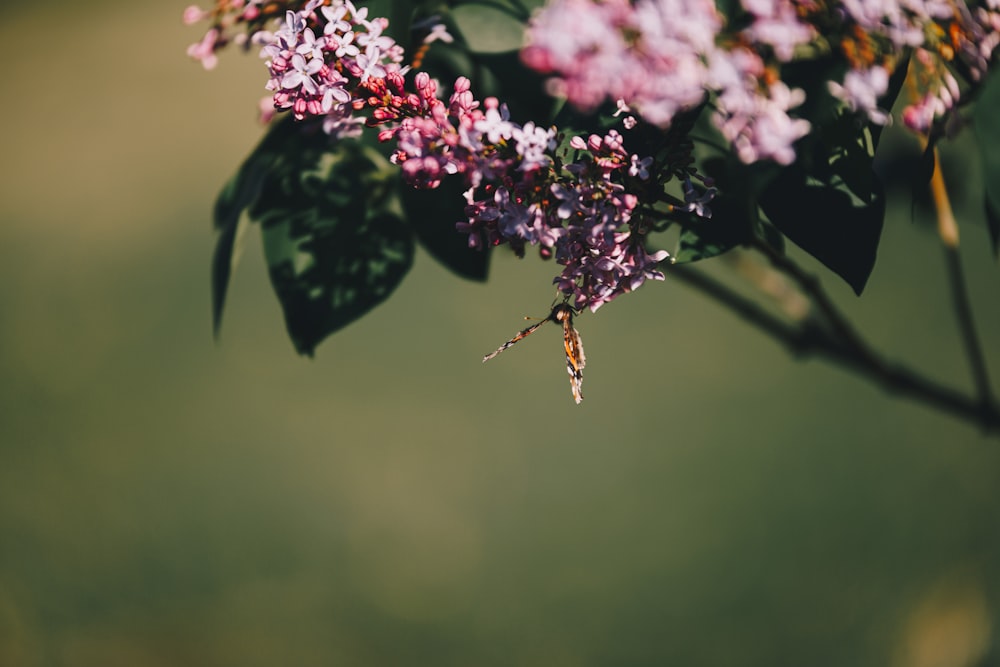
{"left": 828, "top": 66, "right": 892, "bottom": 125}
{"left": 379, "top": 69, "right": 683, "bottom": 310}
{"left": 184, "top": 0, "right": 716, "bottom": 310}
{"left": 522, "top": 0, "right": 812, "bottom": 165}
{"left": 831, "top": 1, "right": 999, "bottom": 129}
{"left": 949, "top": 1, "right": 1000, "bottom": 81}
{"left": 187, "top": 28, "right": 221, "bottom": 70}
{"left": 900, "top": 48, "right": 962, "bottom": 133}
{"left": 741, "top": 0, "right": 816, "bottom": 61}
{"left": 706, "top": 47, "right": 811, "bottom": 166}
{"left": 523, "top": 0, "right": 1000, "bottom": 161}
{"left": 185, "top": 0, "right": 267, "bottom": 69}
{"left": 895, "top": 3, "right": 1000, "bottom": 134}
{"left": 257, "top": 0, "right": 406, "bottom": 135}
{"left": 839, "top": 0, "right": 952, "bottom": 50}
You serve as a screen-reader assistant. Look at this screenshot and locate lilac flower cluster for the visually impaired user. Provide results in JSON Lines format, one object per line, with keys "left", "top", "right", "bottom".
{"left": 186, "top": 0, "right": 690, "bottom": 312}
{"left": 895, "top": 3, "right": 1000, "bottom": 133}
{"left": 522, "top": 0, "right": 812, "bottom": 165}
{"left": 380, "top": 81, "right": 688, "bottom": 311}
{"left": 522, "top": 0, "right": 1000, "bottom": 161}
{"left": 184, "top": 0, "right": 271, "bottom": 70}
{"left": 186, "top": 0, "right": 453, "bottom": 131}
{"left": 830, "top": 0, "right": 998, "bottom": 130}
{"left": 255, "top": 0, "right": 408, "bottom": 137}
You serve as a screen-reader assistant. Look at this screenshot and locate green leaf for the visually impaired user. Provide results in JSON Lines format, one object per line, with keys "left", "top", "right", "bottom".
{"left": 756, "top": 101, "right": 888, "bottom": 295}
{"left": 759, "top": 169, "right": 885, "bottom": 295}
{"left": 673, "top": 158, "right": 762, "bottom": 264}
{"left": 211, "top": 216, "right": 249, "bottom": 338}
{"left": 674, "top": 197, "right": 756, "bottom": 264}
{"left": 262, "top": 212, "right": 414, "bottom": 356}
{"left": 401, "top": 177, "right": 490, "bottom": 281}
{"left": 451, "top": 3, "right": 526, "bottom": 53}
{"left": 674, "top": 228, "right": 732, "bottom": 264}
{"left": 758, "top": 219, "right": 785, "bottom": 255}
{"left": 254, "top": 140, "right": 415, "bottom": 356}
{"left": 974, "top": 68, "right": 1000, "bottom": 257}
{"left": 473, "top": 51, "right": 556, "bottom": 123}
{"left": 369, "top": 0, "right": 414, "bottom": 52}
{"left": 211, "top": 117, "right": 302, "bottom": 336}
{"left": 872, "top": 53, "right": 910, "bottom": 147}
{"left": 985, "top": 197, "right": 1000, "bottom": 258}
{"left": 914, "top": 142, "right": 936, "bottom": 190}
{"left": 211, "top": 117, "right": 416, "bottom": 354}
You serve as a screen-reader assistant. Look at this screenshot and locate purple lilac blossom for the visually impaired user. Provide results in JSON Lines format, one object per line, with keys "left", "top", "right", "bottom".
{"left": 381, "top": 66, "right": 677, "bottom": 310}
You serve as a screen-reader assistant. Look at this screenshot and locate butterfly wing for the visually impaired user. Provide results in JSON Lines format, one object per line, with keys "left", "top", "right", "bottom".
{"left": 483, "top": 304, "right": 586, "bottom": 405}
{"left": 561, "top": 314, "right": 585, "bottom": 404}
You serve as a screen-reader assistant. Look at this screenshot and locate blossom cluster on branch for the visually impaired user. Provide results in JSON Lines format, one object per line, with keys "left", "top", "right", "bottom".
{"left": 184, "top": 0, "right": 1000, "bottom": 311}
{"left": 186, "top": 0, "right": 1000, "bottom": 420}
{"left": 523, "top": 0, "right": 1000, "bottom": 152}
{"left": 187, "top": 0, "right": 721, "bottom": 312}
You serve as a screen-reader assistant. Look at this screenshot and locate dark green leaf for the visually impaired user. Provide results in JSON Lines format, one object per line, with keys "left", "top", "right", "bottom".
{"left": 755, "top": 95, "right": 889, "bottom": 295}
{"left": 473, "top": 51, "right": 556, "bottom": 123}
{"left": 758, "top": 219, "right": 785, "bottom": 256}
{"left": 822, "top": 112, "right": 878, "bottom": 203}
{"left": 759, "top": 168, "right": 885, "bottom": 295}
{"left": 985, "top": 196, "right": 1000, "bottom": 258}
{"left": 254, "top": 140, "right": 415, "bottom": 356}
{"left": 871, "top": 53, "right": 910, "bottom": 147}
{"left": 401, "top": 178, "right": 490, "bottom": 281}
{"left": 914, "top": 142, "right": 936, "bottom": 190}
{"left": 674, "top": 226, "right": 738, "bottom": 264}
{"left": 519, "top": 0, "right": 548, "bottom": 12}
{"left": 263, "top": 212, "right": 414, "bottom": 356}
{"left": 378, "top": 0, "right": 414, "bottom": 41}
{"left": 211, "top": 216, "right": 248, "bottom": 338}
{"left": 451, "top": 3, "right": 526, "bottom": 53}
{"left": 713, "top": 0, "right": 745, "bottom": 23}
{"left": 211, "top": 116, "right": 302, "bottom": 336}
{"left": 973, "top": 68, "right": 1000, "bottom": 257}
{"left": 674, "top": 188, "right": 756, "bottom": 264}
{"left": 674, "top": 157, "right": 768, "bottom": 264}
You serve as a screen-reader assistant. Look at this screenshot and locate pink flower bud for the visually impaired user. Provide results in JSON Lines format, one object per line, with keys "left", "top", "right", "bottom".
{"left": 183, "top": 5, "right": 208, "bottom": 25}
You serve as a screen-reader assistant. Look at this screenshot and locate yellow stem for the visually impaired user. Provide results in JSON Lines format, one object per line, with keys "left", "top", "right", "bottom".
{"left": 928, "top": 146, "right": 960, "bottom": 248}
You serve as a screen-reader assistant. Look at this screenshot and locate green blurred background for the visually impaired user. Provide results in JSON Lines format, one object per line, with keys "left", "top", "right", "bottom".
{"left": 2, "top": 3, "right": 999, "bottom": 666}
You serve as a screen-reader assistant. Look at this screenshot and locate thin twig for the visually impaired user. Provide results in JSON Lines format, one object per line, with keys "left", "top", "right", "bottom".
{"left": 927, "top": 146, "right": 997, "bottom": 409}
{"left": 664, "top": 263, "right": 1000, "bottom": 433}
{"left": 747, "top": 236, "right": 892, "bottom": 379}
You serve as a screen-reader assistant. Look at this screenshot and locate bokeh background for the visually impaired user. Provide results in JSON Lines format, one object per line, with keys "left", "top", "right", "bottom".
{"left": 2, "top": 2, "right": 1000, "bottom": 666}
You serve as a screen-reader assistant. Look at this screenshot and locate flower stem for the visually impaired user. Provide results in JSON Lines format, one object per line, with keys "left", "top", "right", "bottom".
{"left": 928, "top": 146, "right": 997, "bottom": 411}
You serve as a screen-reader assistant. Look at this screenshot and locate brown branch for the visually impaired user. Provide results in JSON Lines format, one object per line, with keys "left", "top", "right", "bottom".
{"left": 664, "top": 262, "right": 1000, "bottom": 434}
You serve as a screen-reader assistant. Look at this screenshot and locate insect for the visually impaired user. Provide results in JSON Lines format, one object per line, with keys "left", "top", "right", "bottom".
{"left": 483, "top": 302, "right": 586, "bottom": 404}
